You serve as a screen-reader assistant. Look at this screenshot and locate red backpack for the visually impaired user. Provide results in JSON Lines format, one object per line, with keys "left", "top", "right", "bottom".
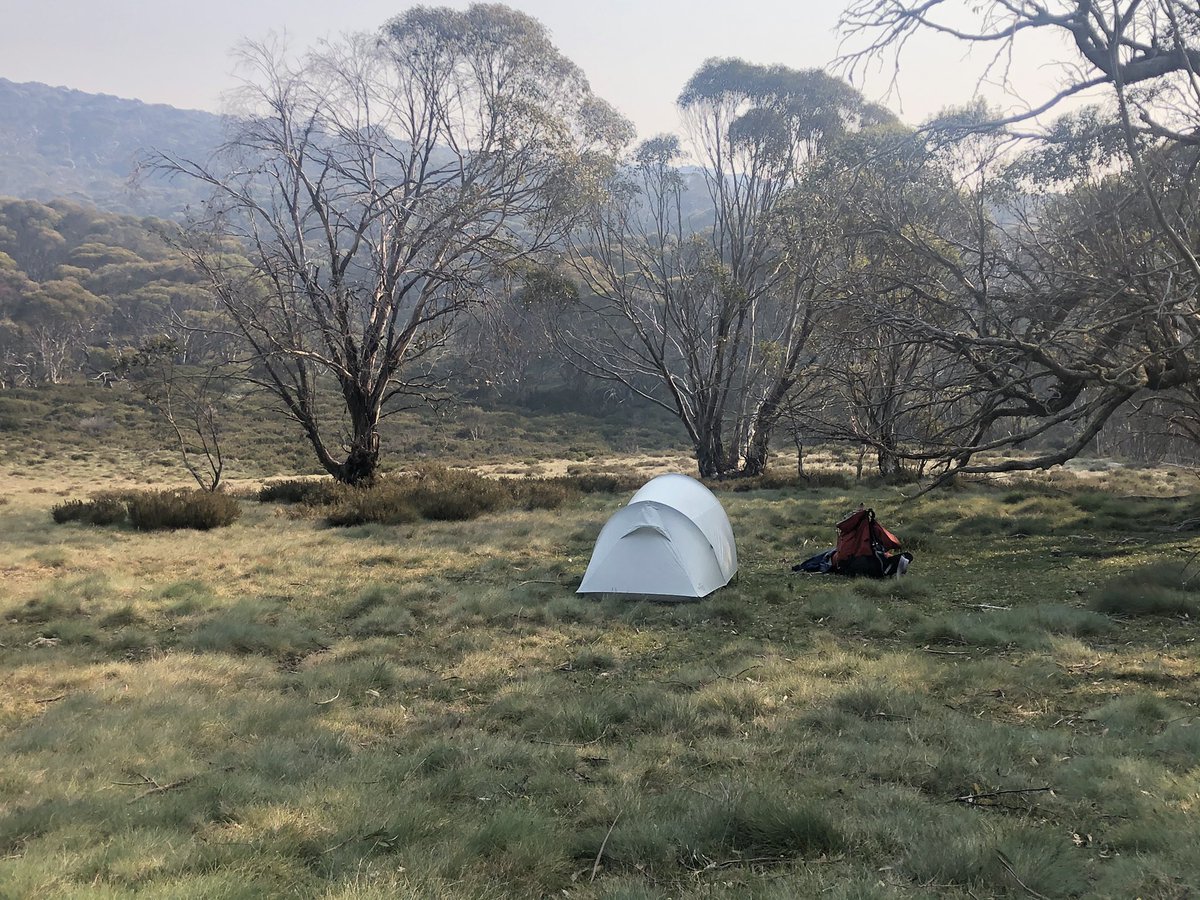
{"left": 833, "top": 508, "right": 906, "bottom": 577}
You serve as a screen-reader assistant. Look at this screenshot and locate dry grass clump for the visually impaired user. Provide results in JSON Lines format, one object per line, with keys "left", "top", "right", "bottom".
{"left": 683, "top": 789, "right": 842, "bottom": 862}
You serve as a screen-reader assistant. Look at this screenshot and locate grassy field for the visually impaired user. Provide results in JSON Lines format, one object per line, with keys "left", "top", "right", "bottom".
{"left": 0, "top": 384, "right": 688, "bottom": 483}
{"left": 1, "top": 451, "right": 1199, "bottom": 899}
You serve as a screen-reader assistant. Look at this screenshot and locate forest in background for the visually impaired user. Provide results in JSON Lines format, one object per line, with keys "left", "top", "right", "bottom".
{"left": 1, "top": 2, "right": 1198, "bottom": 486}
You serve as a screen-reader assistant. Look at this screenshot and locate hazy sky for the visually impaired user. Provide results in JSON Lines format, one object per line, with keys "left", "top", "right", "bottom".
{"left": 3, "top": 0, "right": 1081, "bottom": 138}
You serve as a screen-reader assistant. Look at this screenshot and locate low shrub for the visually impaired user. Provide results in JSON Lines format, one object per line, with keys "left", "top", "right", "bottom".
{"left": 322, "top": 468, "right": 597, "bottom": 526}
{"left": 50, "top": 499, "right": 86, "bottom": 524}
{"left": 503, "top": 478, "right": 578, "bottom": 511}
{"left": 50, "top": 495, "right": 127, "bottom": 526}
{"left": 126, "top": 489, "right": 241, "bottom": 531}
{"left": 325, "top": 484, "right": 419, "bottom": 527}
{"left": 406, "top": 468, "right": 509, "bottom": 520}
{"left": 257, "top": 479, "right": 339, "bottom": 505}
{"left": 564, "top": 472, "right": 640, "bottom": 494}
{"left": 81, "top": 495, "right": 127, "bottom": 525}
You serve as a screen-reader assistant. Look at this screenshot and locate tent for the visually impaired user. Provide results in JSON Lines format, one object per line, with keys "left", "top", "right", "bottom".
{"left": 577, "top": 473, "right": 738, "bottom": 599}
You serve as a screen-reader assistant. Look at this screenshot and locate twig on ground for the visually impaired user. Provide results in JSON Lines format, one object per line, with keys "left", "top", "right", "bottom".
{"left": 995, "top": 849, "right": 1052, "bottom": 900}
{"left": 953, "top": 786, "right": 1053, "bottom": 805}
{"left": 1162, "top": 713, "right": 1200, "bottom": 726}
{"left": 658, "top": 663, "right": 765, "bottom": 691}
{"left": 314, "top": 691, "right": 340, "bottom": 705}
{"left": 718, "top": 665, "right": 763, "bottom": 681}
{"left": 34, "top": 694, "right": 65, "bottom": 704}
{"left": 971, "top": 604, "right": 1010, "bottom": 611}
{"left": 135, "top": 777, "right": 196, "bottom": 801}
{"left": 397, "top": 753, "right": 431, "bottom": 784}
{"left": 321, "top": 834, "right": 357, "bottom": 855}
{"left": 590, "top": 811, "right": 621, "bottom": 882}
{"left": 921, "top": 646, "right": 972, "bottom": 656}
{"left": 532, "top": 730, "right": 609, "bottom": 748}
{"left": 114, "top": 773, "right": 198, "bottom": 802}
{"left": 690, "top": 855, "right": 795, "bottom": 871}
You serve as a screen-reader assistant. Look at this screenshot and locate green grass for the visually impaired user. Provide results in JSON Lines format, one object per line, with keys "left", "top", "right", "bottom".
{"left": 1089, "top": 562, "right": 1200, "bottom": 617}
{"left": 1, "top": 460, "right": 1199, "bottom": 897}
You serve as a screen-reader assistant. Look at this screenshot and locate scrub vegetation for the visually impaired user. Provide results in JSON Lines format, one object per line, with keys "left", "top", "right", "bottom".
{"left": 1, "top": 449, "right": 1198, "bottom": 899}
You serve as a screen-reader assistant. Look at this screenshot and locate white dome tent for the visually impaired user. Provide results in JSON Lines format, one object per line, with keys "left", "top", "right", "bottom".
{"left": 577, "top": 473, "right": 738, "bottom": 599}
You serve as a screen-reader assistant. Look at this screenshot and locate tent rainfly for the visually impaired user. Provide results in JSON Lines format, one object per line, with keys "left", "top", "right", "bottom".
{"left": 577, "top": 473, "right": 738, "bottom": 599}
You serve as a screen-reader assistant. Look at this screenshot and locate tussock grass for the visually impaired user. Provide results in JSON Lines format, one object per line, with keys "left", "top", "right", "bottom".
{"left": 2, "top": 460, "right": 1200, "bottom": 897}
{"left": 683, "top": 788, "right": 842, "bottom": 861}
{"left": 183, "top": 601, "right": 329, "bottom": 658}
{"left": 1090, "top": 562, "right": 1200, "bottom": 617}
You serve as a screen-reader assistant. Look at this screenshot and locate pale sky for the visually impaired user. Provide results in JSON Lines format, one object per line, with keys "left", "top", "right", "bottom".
{"left": 3, "top": 0, "right": 1084, "bottom": 138}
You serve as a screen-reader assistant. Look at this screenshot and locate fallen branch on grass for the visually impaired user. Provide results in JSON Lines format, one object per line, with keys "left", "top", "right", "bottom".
{"left": 685, "top": 854, "right": 798, "bottom": 872}
{"left": 532, "top": 730, "right": 610, "bottom": 748}
{"left": 952, "top": 786, "right": 1053, "bottom": 805}
{"left": 590, "top": 811, "right": 621, "bottom": 882}
{"left": 1162, "top": 713, "right": 1200, "bottom": 727}
{"left": 314, "top": 691, "right": 340, "bottom": 705}
{"left": 34, "top": 694, "right": 66, "bottom": 704}
{"left": 112, "top": 773, "right": 198, "bottom": 802}
{"left": 995, "top": 849, "right": 1053, "bottom": 900}
{"left": 718, "top": 664, "right": 763, "bottom": 681}
{"left": 654, "top": 664, "right": 763, "bottom": 691}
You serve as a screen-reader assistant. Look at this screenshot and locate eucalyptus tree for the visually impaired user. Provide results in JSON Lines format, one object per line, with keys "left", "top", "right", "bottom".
{"left": 559, "top": 60, "right": 890, "bottom": 478}
{"left": 160, "top": 5, "right": 628, "bottom": 483}
{"left": 785, "top": 125, "right": 987, "bottom": 477}
{"left": 836, "top": 1, "right": 1200, "bottom": 475}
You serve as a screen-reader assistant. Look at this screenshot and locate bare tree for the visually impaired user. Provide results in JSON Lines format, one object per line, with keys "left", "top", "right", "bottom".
{"left": 840, "top": 0, "right": 1200, "bottom": 141}
{"left": 833, "top": 1, "right": 1200, "bottom": 476}
{"left": 772, "top": 126, "right": 970, "bottom": 477}
{"left": 159, "top": 6, "right": 628, "bottom": 483}
{"left": 119, "top": 334, "right": 233, "bottom": 492}
{"left": 557, "top": 62, "right": 886, "bottom": 478}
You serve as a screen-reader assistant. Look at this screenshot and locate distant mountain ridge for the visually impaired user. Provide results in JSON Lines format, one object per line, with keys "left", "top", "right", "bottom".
{"left": 0, "top": 78, "right": 224, "bottom": 219}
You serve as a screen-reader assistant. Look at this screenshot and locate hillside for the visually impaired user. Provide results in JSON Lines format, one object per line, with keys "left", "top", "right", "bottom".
{"left": 0, "top": 78, "right": 222, "bottom": 218}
